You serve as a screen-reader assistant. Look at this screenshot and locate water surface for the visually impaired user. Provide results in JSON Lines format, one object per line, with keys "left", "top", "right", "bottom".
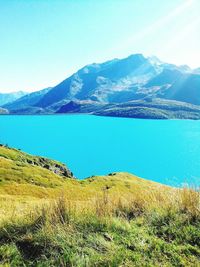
{"left": 0, "top": 115, "right": 200, "bottom": 186}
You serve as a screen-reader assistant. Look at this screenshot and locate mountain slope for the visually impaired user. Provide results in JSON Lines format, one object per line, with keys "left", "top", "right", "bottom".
{"left": 163, "top": 73, "right": 200, "bottom": 105}
{"left": 0, "top": 91, "right": 26, "bottom": 106}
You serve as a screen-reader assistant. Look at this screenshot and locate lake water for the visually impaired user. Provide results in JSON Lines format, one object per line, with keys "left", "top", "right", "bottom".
{"left": 0, "top": 115, "right": 200, "bottom": 187}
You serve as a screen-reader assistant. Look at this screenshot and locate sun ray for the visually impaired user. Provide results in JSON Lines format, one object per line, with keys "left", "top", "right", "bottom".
{"left": 160, "top": 16, "right": 200, "bottom": 58}
{"left": 110, "top": 0, "right": 197, "bottom": 55}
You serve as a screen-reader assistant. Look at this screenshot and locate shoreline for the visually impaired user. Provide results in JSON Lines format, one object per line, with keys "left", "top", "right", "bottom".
{"left": 0, "top": 112, "right": 200, "bottom": 121}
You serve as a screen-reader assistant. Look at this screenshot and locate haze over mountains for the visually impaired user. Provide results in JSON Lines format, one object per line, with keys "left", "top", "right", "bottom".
{"left": 0, "top": 91, "right": 26, "bottom": 106}
{"left": 4, "top": 87, "right": 51, "bottom": 114}
{"left": 1, "top": 54, "right": 200, "bottom": 119}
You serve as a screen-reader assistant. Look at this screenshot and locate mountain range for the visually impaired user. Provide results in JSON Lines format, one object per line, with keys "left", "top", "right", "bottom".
{"left": 1, "top": 54, "right": 200, "bottom": 119}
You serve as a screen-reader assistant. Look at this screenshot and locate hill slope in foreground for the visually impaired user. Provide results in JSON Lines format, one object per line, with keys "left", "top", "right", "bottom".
{"left": 0, "top": 145, "right": 200, "bottom": 266}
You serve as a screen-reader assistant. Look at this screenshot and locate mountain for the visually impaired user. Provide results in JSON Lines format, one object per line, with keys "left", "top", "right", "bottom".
{"left": 0, "top": 145, "right": 200, "bottom": 266}
{"left": 3, "top": 54, "right": 200, "bottom": 118}
{"left": 0, "top": 91, "right": 26, "bottom": 106}
{"left": 36, "top": 53, "right": 199, "bottom": 108}
{"left": 4, "top": 87, "right": 52, "bottom": 113}
{"left": 37, "top": 54, "right": 160, "bottom": 107}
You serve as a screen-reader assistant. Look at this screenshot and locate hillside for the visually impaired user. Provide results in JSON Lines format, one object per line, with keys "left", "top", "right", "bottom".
{"left": 0, "top": 144, "right": 73, "bottom": 188}
{"left": 57, "top": 98, "right": 200, "bottom": 119}
{"left": 0, "top": 146, "right": 200, "bottom": 266}
{"left": 0, "top": 145, "right": 161, "bottom": 198}
{"left": 2, "top": 54, "right": 200, "bottom": 119}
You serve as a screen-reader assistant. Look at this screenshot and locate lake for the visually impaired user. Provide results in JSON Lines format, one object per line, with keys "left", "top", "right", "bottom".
{"left": 0, "top": 115, "right": 200, "bottom": 187}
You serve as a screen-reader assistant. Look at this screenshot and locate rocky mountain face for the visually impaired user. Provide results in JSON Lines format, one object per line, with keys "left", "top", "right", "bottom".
{"left": 2, "top": 54, "right": 200, "bottom": 118}
{"left": 35, "top": 53, "right": 199, "bottom": 108}
{"left": 37, "top": 54, "right": 160, "bottom": 107}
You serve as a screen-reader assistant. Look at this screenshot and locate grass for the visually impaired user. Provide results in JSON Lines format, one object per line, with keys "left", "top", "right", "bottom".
{"left": 0, "top": 146, "right": 200, "bottom": 266}
{"left": 0, "top": 189, "right": 200, "bottom": 267}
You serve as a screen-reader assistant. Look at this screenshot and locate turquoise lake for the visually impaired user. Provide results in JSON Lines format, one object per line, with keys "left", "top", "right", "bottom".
{"left": 0, "top": 115, "right": 200, "bottom": 187}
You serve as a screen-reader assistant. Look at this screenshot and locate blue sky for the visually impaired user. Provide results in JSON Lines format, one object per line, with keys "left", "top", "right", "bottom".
{"left": 0, "top": 0, "right": 200, "bottom": 92}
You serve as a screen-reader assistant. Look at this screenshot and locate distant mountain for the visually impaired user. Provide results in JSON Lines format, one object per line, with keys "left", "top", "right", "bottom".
{"left": 4, "top": 87, "right": 52, "bottom": 113}
{"left": 3, "top": 54, "right": 200, "bottom": 119}
{"left": 0, "top": 91, "right": 26, "bottom": 106}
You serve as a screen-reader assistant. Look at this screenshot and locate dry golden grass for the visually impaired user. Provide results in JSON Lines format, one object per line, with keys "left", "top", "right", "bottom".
{"left": 1, "top": 173, "right": 199, "bottom": 227}
{"left": 0, "top": 172, "right": 171, "bottom": 223}
{"left": 0, "top": 175, "right": 200, "bottom": 266}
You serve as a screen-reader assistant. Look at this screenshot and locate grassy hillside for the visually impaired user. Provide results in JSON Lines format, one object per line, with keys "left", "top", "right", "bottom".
{"left": 0, "top": 145, "right": 73, "bottom": 188}
{"left": 0, "top": 146, "right": 200, "bottom": 266}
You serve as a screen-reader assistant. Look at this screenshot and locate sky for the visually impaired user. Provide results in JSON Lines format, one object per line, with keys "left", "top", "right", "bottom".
{"left": 0, "top": 0, "right": 200, "bottom": 93}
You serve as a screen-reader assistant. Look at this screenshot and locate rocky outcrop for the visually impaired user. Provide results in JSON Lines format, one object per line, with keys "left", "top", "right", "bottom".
{"left": 0, "top": 144, "right": 73, "bottom": 179}
{"left": 25, "top": 156, "right": 73, "bottom": 178}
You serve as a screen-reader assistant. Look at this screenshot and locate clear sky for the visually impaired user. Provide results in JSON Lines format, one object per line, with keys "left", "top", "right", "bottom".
{"left": 0, "top": 0, "right": 200, "bottom": 92}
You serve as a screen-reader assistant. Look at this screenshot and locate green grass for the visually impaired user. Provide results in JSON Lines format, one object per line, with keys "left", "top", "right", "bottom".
{"left": 0, "top": 196, "right": 200, "bottom": 267}
{"left": 0, "top": 146, "right": 200, "bottom": 266}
